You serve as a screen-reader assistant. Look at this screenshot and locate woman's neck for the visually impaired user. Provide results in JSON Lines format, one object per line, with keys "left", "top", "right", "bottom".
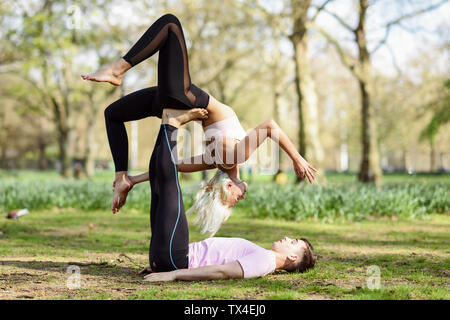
{"left": 271, "top": 250, "right": 289, "bottom": 270}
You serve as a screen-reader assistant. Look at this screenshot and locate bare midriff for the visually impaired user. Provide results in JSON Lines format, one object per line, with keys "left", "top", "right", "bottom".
{"left": 202, "top": 93, "right": 236, "bottom": 127}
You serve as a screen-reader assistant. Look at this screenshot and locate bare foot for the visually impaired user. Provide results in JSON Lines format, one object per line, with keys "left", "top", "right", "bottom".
{"left": 81, "top": 59, "right": 131, "bottom": 86}
{"left": 184, "top": 108, "right": 209, "bottom": 124}
{"left": 81, "top": 65, "right": 123, "bottom": 86}
{"left": 111, "top": 175, "right": 133, "bottom": 214}
{"left": 163, "top": 108, "right": 208, "bottom": 127}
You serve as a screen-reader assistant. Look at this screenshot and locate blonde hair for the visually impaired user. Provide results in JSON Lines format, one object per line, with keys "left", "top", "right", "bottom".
{"left": 187, "top": 170, "right": 233, "bottom": 237}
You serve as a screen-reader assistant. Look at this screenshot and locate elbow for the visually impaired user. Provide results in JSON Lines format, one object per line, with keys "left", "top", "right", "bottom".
{"left": 268, "top": 119, "right": 276, "bottom": 127}
{"left": 268, "top": 119, "right": 279, "bottom": 129}
{"left": 218, "top": 270, "right": 233, "bottom": 280}
{"left": 216, "top": 264, "right": 243, "bottom": 279}
{"left": 263, "top": 119, "right": 278, "bottom": 130}
{"left": 215, "top": 267, "right": 234, "bottom": 280}
{"left": 262, "top": 119, "right": 279, "bottom": 138}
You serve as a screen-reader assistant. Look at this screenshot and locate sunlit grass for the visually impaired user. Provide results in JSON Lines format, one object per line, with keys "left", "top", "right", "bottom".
{"left": 0, "top": 208, "right": 448, "bottom": 300}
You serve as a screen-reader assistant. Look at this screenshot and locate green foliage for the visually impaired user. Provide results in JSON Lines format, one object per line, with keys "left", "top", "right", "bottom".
{"left": 420, "top": 78, "right": 450, "bottom": 143}
{"left": 235, "top": 182, "right": 449, "bottom": 221}
{"left": 0, "top": 179, "right": 148, "bottom": 212}
{"left": 0, "top": 177, "right": 448, "bottom": 222}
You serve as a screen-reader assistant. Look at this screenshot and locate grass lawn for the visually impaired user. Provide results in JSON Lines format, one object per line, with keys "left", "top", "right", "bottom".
{"left": 0, "top": 207, "right": 448, "bottom": 300}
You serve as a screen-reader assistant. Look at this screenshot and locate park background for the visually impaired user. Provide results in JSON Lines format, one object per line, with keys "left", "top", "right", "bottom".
{"left": 0, "top": 0, "right": 449, "bottom": 300}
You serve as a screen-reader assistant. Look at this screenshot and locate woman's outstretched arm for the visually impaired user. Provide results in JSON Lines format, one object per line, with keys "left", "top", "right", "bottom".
{"left": 128, "top": 155, "right": 216, "bottom": 186}
{"left": 128, "top": 172, "right": 149, "bottom": 186}
{"left": 235, "top": 120, "right": 317, "bottom": 183}
{"left": 177, "top": 154, "right": 217, "bottom": 172}
{"left": 127, "top": 155, "right": 215, "bottom": 187}
{"left": 143, "top": 261, "right": 244, "bottom": 282}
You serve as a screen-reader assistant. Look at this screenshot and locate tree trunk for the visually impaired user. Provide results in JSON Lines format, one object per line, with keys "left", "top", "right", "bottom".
{"left": 429, "top": 139, "right": 437, "bottom": 172}
{"left": 355, "top": 0, "right": 382, "bottom": 185}
{"left": 273, "top": 90, "right": 284, "bottom": 173}
{"left": 0, "top": 148, "right": 6, "bottom": 168}
{"left": 291, "top": 43, "right": 307, "bottom": 162}
{"left": 52, "top": 98, "right": 71, "bottom": 177}
{"left": 439, "top": 152, "right": 446, "bottom": 172}
{"left": 357, "top": 78, "right": 382, "bottom": 183}
{"left": 0, "top": 112, "right": 6, "bottom": 169}
{"left": 85, "top": 117, "right": 97, "bottom": 178}
{"left": 298, "top": 39, "right": 325, "bottom": 170}
{"left": 402, "top": 149, "right": 408, "bottom": 172}
{"left": 290, "top": 0, "right": 325, "bottom": 182}
{"left": 37, "top": 138, "right": 48, "bottom": 170}
{"left": 37, "top": 117, "right": 49, "bottom": 171}
{"left": 57, "top": 129, "right": 71, "bottom": 177}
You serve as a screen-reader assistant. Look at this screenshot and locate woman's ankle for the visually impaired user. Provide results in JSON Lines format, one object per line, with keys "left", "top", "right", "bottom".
{"left": 162, "top": 109, "right": 181, "bottom": 128}
{"left": 127, "top": 175, "right": 136, "bottom": 187}
{"left": 114, "top": 171, "right": 129, "bottom": 181}
{"left": 112, "top": 59, "right": 131, "bottom": 77}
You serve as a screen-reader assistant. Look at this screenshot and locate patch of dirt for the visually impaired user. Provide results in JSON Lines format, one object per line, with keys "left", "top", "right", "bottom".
{"left": 0, "top": 253, "right": 150, "bottom": 300}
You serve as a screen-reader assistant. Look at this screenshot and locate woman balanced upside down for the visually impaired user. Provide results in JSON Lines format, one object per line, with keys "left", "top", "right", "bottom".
{"left": 82, "top": 13, "right": 317, "bottom": 235}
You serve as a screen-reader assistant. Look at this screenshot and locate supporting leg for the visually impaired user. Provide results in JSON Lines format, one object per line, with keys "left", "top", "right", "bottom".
{"left": 104, "top": 86, "right": 160, "bottom": 213}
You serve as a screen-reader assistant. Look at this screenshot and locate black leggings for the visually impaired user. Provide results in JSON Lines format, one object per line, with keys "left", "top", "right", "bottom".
{"left": 149, "top": 124, "right": 189, "bottom": 272}
{"left": 104, "top": 13, "right": 210, "bottom": 172}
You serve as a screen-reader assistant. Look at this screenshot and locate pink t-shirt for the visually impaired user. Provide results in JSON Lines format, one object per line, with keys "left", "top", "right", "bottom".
{"left": 188, "top": 237, "right": 276, "bottom": 278}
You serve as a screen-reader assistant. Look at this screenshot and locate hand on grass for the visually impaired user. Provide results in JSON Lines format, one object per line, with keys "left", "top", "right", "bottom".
{"left": 138, "top": 266, "right": 152, "bottom": 275}
{"left": 143, "top": 271, "right": 176, "bottom": 282}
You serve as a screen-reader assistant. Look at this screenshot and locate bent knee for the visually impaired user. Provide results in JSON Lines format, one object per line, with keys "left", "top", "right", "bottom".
{"left": 104, "top": 104, "right": 113, "bottom": 119}
{"left": 161, "top": 13, "right": 181, "bottom": 26}
{"left": 104, "top": 102, "right": 120, "bottom": 121}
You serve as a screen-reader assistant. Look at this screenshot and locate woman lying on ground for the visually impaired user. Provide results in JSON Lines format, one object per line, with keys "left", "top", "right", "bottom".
{"left": 141, "top": 236, "right": 317, "bottom": 282}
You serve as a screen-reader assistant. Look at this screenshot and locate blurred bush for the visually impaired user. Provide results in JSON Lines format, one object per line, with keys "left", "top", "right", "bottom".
{"left": 0, "top": 179, "right": 448, "bottom": 222}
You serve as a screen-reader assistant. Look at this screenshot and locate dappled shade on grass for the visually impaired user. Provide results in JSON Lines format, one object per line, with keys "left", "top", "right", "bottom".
{"left": 0, "top": 208, "right": 448, "bottom": 300}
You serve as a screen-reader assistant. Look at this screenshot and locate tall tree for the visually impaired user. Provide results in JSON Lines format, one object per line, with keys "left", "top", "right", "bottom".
{"left": 289, "top": 0, "right": 328, "bottom": 182}
{"left": 249, "top": 0, "right": 331, "bottom": 182}
{"left": 2, "top": 0, "right": 81, "bottom": 176}
{"left": 0, "top": 75, "right": 54, "bottom": 170}
{"left": 312, "top": 0, "right": 447, "bottom": 184}
{"left": 170, "top": 0, "right": 269, "bottom": 179}
{"left": 2, "top": 0, "right": 123, "bottom": 176}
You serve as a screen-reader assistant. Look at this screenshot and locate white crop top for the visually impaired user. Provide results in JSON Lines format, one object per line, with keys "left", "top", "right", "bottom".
{"left": 204, "top": 115, "right": 247, "bottom": 141}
